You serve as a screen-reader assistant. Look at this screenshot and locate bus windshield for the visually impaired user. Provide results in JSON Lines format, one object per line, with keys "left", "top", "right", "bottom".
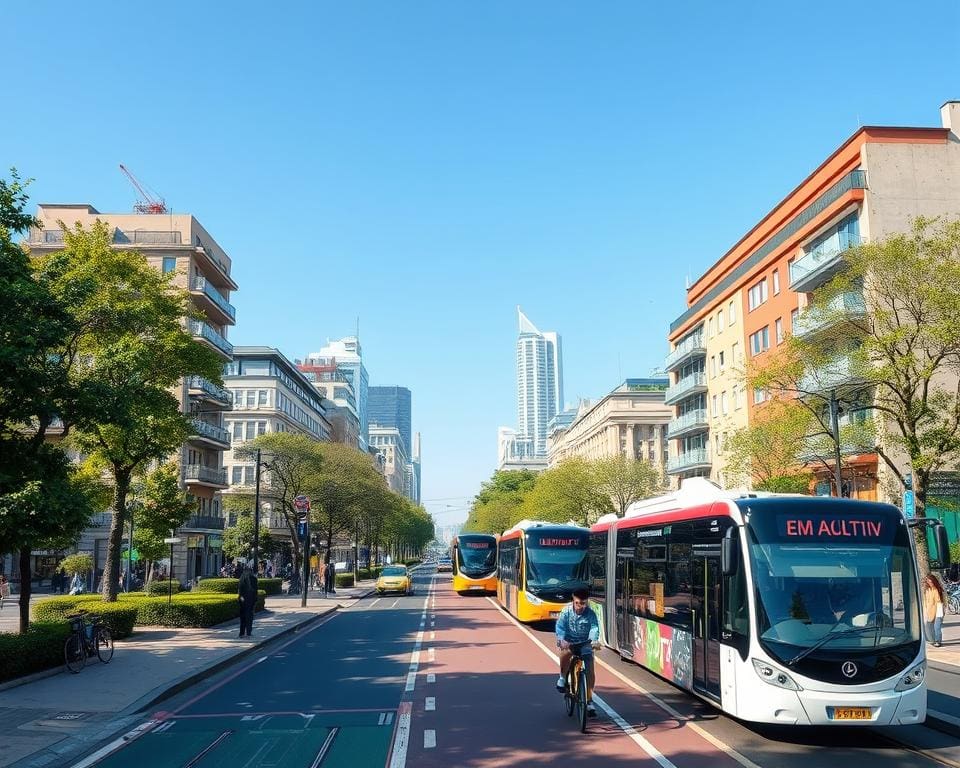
{"left": 747, "top": 509, "right": 921, "bottom": 657}
{"left": 457, "top": 537, "right": 496, "bottom": 572}
{"left": 525, "top": 532, "right": 588, "bottom": 590}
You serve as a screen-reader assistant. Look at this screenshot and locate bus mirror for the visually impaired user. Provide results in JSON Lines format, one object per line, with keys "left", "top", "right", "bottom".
{"left": 934, "top": 523, "right": 951, "bottom": 569}
{"left": 721, "top": 528, "right": 738, "bottom": 576}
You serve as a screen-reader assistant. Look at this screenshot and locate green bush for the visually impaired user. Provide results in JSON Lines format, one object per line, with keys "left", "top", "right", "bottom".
{"left": 192, "top": 578, "right": 239, "bottom": 594}
{"left": 0, "top": 622, "right": 72, "bottom": 684}
{"left": 147, "top": 579, "right": 182, "bottom": 596}
{"left": 130, "top": 590, "right": 266, "bottom": 628}
{"left": 335, "top": 574, "right": 355, "bottom": 588}
{"left": 32, "top": 597, "right": 138, "bottom": 639}
{"left": 259, "top": 578, "right": 283, "bottom": 595}
{"left": 402, "top": 558, "right": 422, "bottom": 567}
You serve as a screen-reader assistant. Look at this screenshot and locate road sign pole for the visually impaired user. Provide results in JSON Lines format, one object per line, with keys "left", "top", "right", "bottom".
{"left": 163, "top": 535, "right": 181, "bottom": 605}
{"left": 294, "top": 495, "right": 311, "bottom": 608}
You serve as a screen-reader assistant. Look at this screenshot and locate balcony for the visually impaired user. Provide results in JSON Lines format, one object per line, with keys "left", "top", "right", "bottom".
{"left": 184, "top": 463, "right": 229, "bottom": 488}
{"left": 190, "top": 276, "right": 236, "bottom": 324}
{"left": 789, "top": 232, "right": 861, "bottom": 293}
{"left": 666, "top": 448, "right": 711, "bottom": 475}
{"left": 189, "top": 418, "right": 231, "bottom": 448}
{"left": 664, "top": 372, "right": 707, "bottom": 405}
{"left": 665, "top": 333, "right": 706, "bottom": 372}
{"left": 188, "top": 376, "right": 233, "bottom": 408}
{"left": 182, "top": 513, "right": 226, "bottom": 531}
{"left": 666, "top": 409, "right": 709, "bottom": 439}
{"left": 798, "top": 354, "right": 866, "bottom": 396}
{"left": 188, "top": 320, "right": 234, "bottom": 359}
{"left": 793, "top": 291, "right": 867, "bottom": 338}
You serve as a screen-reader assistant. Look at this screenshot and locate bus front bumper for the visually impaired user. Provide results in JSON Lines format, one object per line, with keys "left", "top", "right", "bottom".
{"left": 744, "top": 684, "right": 926, "bottom": 726}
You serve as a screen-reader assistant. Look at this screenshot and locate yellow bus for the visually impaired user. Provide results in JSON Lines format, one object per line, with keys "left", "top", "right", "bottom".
{"left": 451, "top": 533, "right": 498, "bottom": 594}
{"left": 496, "top": 520, "right": 589, "bottom": 622}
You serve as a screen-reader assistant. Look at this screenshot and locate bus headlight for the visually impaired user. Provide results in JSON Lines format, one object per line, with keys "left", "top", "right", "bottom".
{"left": 752, "top": 658, "right": 802, "bottom": 691}
{"left": 895, "top": 662, "right": 925, "bottom": 691}
{"left": 525, "top": 592, "right": 543, "bottom": 605}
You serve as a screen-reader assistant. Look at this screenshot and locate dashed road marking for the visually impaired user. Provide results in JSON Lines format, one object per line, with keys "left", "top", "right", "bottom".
{"left": 424, "top": 729, "right": 436, "bottom": 749}
{"left": 387, "top": 702, "right": 412, "bottom": 768}
{"left": 430, "top": 631, "right": 435, "bottom": 641}
{"left": 391, "top": 599, "right": 400, "bottom": 608}
{"left": 425, "top": 697, "right": 436, "bottom": 712}
{"left": 427, "top": 673, "right": 436, "bottom": 683}
{"left": 370, "top": 598, "right": 381, "bottom": 607}
{"left": 428, "top": 647, "right": 435, "bottom": 662}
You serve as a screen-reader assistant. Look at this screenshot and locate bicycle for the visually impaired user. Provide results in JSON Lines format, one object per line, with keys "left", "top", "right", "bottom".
{"left": 562, "top": 642, "right": 591, "bottom": 733}
{"left": 64, "top": 612, "right": 113, "bottom": 673}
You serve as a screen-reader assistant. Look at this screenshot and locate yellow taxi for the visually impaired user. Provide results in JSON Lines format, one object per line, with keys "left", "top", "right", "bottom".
{"left": 376, "top": 565, "right": 413, "bottom": 595}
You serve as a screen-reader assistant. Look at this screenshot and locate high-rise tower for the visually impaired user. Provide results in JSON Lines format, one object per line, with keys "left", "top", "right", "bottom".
{"left": 515, "top": 307, "right": 563, "bottom": 459}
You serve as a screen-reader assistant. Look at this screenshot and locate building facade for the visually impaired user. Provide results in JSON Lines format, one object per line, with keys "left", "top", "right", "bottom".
{"left": 665, "top": 101, "right": 960, "bottom": 498}
{"left": 369, "top": 386, "right": 413, "bottom": 457}
{"left": 26, "top": 205, "right": 237, "bottom": 583}
{"left": 369, "top": 425, "right": 409, "bottom": 496}
{"left": 516, "top": 308, "right": 563, "bottom": 459}
{"left": 297, "top": 357, "right": 361, "bottom": 448}
{"left": 548, "top": 379, "right": 671, "bottom": 470}
{"left": 222, "top": 347, "right": 332, "bottom": 554}
{"left": 305, "top": 338, "right": 369, "bottom": 450}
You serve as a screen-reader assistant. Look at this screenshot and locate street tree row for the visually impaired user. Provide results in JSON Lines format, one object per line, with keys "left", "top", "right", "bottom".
{"left": 463, "top": 455, "right": 664, "bottom": 534}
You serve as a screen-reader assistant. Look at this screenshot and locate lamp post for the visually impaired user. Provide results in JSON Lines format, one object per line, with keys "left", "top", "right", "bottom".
{"left": 252, "top": 447, "right": 262, "bottom": 571}
{"left": 163, "top": 533, "right": 181, "bottom": 605}
{"left": 294, "top": 495, "right": 311, "bottom": 608}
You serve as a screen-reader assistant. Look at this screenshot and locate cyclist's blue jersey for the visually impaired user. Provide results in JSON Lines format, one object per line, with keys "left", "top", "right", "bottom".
{"left": 555, "top": 603, "right": 599, "bottom": 655}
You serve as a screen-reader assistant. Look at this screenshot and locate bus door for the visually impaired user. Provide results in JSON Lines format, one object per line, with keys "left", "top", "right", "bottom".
{"left": 692, "top": 547, "right": 721, "bottom": 699}
{"left": 616, "top": 551, "right": 634, "bottom": 658}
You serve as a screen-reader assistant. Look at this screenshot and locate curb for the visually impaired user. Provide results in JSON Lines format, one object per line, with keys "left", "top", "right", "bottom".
{"left": 925, "top": 710, "right": 960, "bottom": 739}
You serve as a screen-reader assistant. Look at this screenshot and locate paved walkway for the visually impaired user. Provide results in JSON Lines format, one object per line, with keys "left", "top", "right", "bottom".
{"left": 0, "top": 583, "right": 375, "bottom": 768}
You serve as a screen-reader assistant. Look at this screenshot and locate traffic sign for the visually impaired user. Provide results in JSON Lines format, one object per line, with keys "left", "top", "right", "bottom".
{"left": 903, "top": 490, "right": 915, "bottom": 519}
{"left": 294, "top": 495, "right": 311, "bottom": 512}
{"left": 121, "top": 548, "right": 140, "bottom": 562}
{"left": 297, "top": 519, "right": 308, "bottom": 540}
{"left": 163, "top": 537, "right": 181, "bottom": 545}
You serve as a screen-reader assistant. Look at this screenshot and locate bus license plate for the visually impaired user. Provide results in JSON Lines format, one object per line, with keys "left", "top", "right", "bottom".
{"left": 549, "top": 611, "right": 561, "bottom": 618}
{"left": 469, "top": 586, "right": 484, "bottom": 591}
{"left": 833, "top": 707, "right": 871, "bottom": 720}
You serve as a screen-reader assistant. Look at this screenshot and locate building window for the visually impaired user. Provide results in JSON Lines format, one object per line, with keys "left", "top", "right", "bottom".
{"left": 162, "top": 257, "right": 176, "bottom": 273}
{"left": 718, "top": 350, "right": 725, "bottom": 372}
{"left": 245, "top": 421, "right": 256, "bottom": 439}
{"left": 754, "top": 387, "right": 768, "bottom": 405}
{"left": 711, "top": 395, "right": 718, "bottom": 416}
{"left": 710, "top": 355, "right": 717, "bottom": 378}
{"left": 721, "top": 391, "right": 728, "bottom": 415}
{"left": 775, "top": 318, "right": 784, "bottom": 344}
{"left": 733, "top": 387, "right": 742, "bottom": 410}
{"left": 773, "top": 269, "right": 781, "bottom": 295}
{"left": 791, "top": 308, "right": 799, "bottom": 333}
{"left": 257, "top": 421, "right": 267, "bottom": 436}
{"left": 258, "top": 390, "right": 268, "bottom": 407}
{"left": 718, "top": 309, "right": 724, "bottom": 329}
{"left": 729, "top": 300, "right": 736, "bottom": 325}
{"left": 232, "top": 466, "right": 242, "bottom": 484}
{"left": 232, "top": 422, "right": 243, "bottom": 441}
{"left": 747, "top": 279, "right": 768, "bottom": 311}
{"left": 749, "top": 326, "right": 770, "bottom": 356}
{"left": 731, "top": 342, "right": 740, "bottom": 364}
{"left": 708, "top": 317, "right": 714, "bottom": 338}
{"left": 246, "top": 391, "right": 255, "bottom": 408}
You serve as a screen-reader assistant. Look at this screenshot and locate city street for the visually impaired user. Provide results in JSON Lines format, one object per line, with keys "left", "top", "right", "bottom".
{"left": 53, "top": 565, "right": 960, "bottom": 768}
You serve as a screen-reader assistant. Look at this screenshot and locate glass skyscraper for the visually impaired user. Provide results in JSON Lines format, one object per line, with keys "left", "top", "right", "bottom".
{"left": 306, "top": 336, "right": 369, "bottom": 450}
{"left": 368, "top": 386, "right": 412, "bottom": 458}
{"left": 516, "top": 307, "right": 563, "bottom": 459}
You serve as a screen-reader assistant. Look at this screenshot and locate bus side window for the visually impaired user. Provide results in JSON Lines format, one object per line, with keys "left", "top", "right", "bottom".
{"left": 722, "top": 553, "right": 749, "bottom": 659}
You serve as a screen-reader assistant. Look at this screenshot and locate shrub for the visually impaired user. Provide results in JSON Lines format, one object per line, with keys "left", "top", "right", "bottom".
{"left": 402, "top": 558, "right": 422, "bottom": 567}
{"left": 358, "top": 567, "right": 382, "bottom": 580}
{"left": 147, "top": 579, "right": 182, "bottom": 596}
{"left": 192, "top": 578, "right": 239, "bottom": 594}
{"left": 130, "top": 590, "right": 266, "bottom": 627}
{"left": 258, "top": 578, "right": 282, "bottom": 595}
{"left": 59, "top": 553, "right": 94, "bottom": 576}
{"left": 335, "top": 574, "right": 355, "bottom": 588}
{"left": 0, "top": 622, "right": 72, "bottom": 684}
{"left": 32, "top": 597, "right": 138, "bottom": 639}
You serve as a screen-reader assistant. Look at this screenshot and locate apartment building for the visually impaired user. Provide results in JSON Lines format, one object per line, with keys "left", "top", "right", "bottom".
{"left": 222, "top": 347, "right": 332, "bottom": 551}
{"left": 369, "top": 425, "right": 409, "bottom": 495}
{"left": 297, "top": 356, "right": 362, "bottom": 448}
{"left": 548, "top": 379, "right": 671, "bottom": 470}
{"left": 665, "top": 101, "right": 960, "bottom": 498}
{"left": 27, "top": 205, "right": 237, "bottom": 582}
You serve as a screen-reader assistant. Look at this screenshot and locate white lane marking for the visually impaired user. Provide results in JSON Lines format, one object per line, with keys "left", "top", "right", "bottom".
{"left": 387, "top": 702, "right": 412, "bottom": 768}
{"left": 385, "top": 712, "right": 394, "bottom": 725}
{"left": 378, "top": 712, "right": 386, "bottom": 725}
{"left": 154, "top": 720, "right": 175, "bottom": 733}
{"left": 929, "top": 708, "right": 960, "bottom": 729}
{"left": 427, "top": 673, "right": 436, "bottom": 683}
{"left": 391, "top": 599, "right": 399, "bottom": 609}
{"left": 371, "top": 598, "right": 382, "bottom": 607}
{"left": 484, "top": 597, "right": 680, "bottom": 768}
{"left": 424, "top": 730, "right": 436, "bottom": 749}
{"left": 428, "top": 647, "right": 435, "bottom": 662}
{"left": 309, "top": 727, "right": 339, "bottom": 768}
{"left": 430, "top": 631, "right": 435, "bottom": 641}
{"left": 405, "top": 671, "right": 417, "bottom": 692}
{"left": 425, "top": 697, "right": 436, "bottom": 712}
{"left": 430, "top": 620, "right": 435, "bottom": 627}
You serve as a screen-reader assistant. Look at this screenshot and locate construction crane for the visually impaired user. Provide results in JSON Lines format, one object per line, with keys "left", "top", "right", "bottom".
{"left": 118, "top": 163, "right": 168, "bottom": 214}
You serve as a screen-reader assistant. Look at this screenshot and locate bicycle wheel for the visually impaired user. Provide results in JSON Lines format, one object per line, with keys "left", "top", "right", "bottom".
{"left": 96, "top": 626, "right": 114, "bottom": 663}
{"left": 577, "top": 667, "right": 588, "bottom": 733}
{"left": 949, "top": 595, "right": 960, "bottom": 615}
{"left": 564, "top": 670, "right": 574, "bottom": 716}
{"left": 64, "top": 634, "right": 85, "bottom": 674}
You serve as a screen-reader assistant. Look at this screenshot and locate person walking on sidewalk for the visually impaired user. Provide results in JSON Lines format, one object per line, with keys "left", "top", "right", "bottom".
{"left": 238, "top": 566, "right": 259, "bottom": 638}
{"left": 924, "top": 573, "right": 946, "bottom": 647}
{"left": 0, "top": 575, "right": 9, "bottom": 611}
{"left": 325, "top": 559, "right": 336, "bottom": 595}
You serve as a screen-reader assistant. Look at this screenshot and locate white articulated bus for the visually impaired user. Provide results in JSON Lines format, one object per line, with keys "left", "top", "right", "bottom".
{"left": 588, "top": 479, "right": 951, "bottom": 726}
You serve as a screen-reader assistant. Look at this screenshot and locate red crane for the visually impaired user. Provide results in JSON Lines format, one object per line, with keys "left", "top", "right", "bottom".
{"left": 118, "top": 163, "right": 168, "bottom": 214}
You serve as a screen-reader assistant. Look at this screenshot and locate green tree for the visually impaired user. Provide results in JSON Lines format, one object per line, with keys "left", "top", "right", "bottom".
{"left": 754, "top": 217, "right": 960, "bottom": 575}
{"left": 59, "top": 553, "right": 93, "bottom": 576}
{"left": 131, "top": 463, "right": 197, "bottom": 583}
{"left": 222, "top": 511, "right": 274, "bottom": 563}
{"left": 57, "top": 221, "right": 224, "bottom": 601}
{"left": 593, "top": 455, "right": 664, "bottom": 515}
{"left": 520, "top": 458, "right": 612, "bottom": 527}
{"left": 724, "top": 398, "right": 816, "bottom": 488}
{"left": 464, "top": 469, "right": 537, "bottom": 533}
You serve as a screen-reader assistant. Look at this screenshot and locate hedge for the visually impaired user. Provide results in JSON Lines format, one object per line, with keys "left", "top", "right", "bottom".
{"left": 32, "top": 597, "right": 138, "bottom": 639}
{"left": 335, "top": 574, "right": 355, "bottom": 588}
{"left": 32, "top": 591, "right": 266, "bottom": 629}
{"left": 402, "top": 559, "right": 422, "bottom": 567}
{"left": 0, "top": 622, "right": 72, "bottom": 684}
{"left": 259, "top": 578, "right": 283, "bottom": 595}
{"left": 357, "top": 567, "right": 382, "bottom": 580}
{"left": 147, "top": 579, "right": 182, "bottom": 596}
{"left": 193, "top": 577, "right": 281, "bottom": 596}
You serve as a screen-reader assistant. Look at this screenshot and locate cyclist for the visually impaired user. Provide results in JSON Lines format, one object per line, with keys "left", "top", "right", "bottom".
{"left": 555, "top": 586, "right": 600, "bottom": 717}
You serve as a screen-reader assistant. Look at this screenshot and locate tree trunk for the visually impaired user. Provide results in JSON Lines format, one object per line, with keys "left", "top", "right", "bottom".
{"left": 102, "top": 470, "right": 131, "bottom": 602}
{"left": 18, "top": 547, "right": 31, "bottom": 634}
{"left": 913, "top": 469, "right": 931, "bottom": 580}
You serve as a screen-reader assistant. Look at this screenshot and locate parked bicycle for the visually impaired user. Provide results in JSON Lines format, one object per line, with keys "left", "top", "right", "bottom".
{"left": 562, "top": 642, "right": 590, "bottom": 733}
{"left": 64, "top": 612, "right": 113, "bottom": 673}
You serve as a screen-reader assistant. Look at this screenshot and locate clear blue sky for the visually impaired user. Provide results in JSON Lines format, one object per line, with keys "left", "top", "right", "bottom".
{"left": 4, "top": 2, "right": 958, "bottom": 525}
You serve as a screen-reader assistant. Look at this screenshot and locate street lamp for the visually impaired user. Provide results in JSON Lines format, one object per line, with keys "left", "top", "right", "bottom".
{"left": 163, "top": 532, "right": 181, "bottom": 604}
{"left": 252, "top": 447, "right": 262, "bottom": 571}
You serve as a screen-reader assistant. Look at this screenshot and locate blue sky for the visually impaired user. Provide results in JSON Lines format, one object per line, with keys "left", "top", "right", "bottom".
{"left": 4, "top": 2, "right": 958, "bottom": 525}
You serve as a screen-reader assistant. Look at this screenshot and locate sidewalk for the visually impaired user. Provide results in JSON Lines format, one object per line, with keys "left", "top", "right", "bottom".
{"left": 0, "top": 581, "right": 375, "bottom": 768}
{"left": 925, "top": 611, "right": 960, "bottom": 668}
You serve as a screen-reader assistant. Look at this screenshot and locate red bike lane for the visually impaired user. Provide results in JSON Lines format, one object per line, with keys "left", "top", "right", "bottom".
{"left": 400, "top": 578, "right": 750, "bottom": 768}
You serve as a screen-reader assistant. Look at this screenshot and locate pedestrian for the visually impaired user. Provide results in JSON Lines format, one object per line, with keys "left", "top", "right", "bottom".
{"left": 58, "top": 567, "right": 67, "bottom": 595}
{"left": 325, "top": 560, "right": 336, "bottom": 595}
{"left": 266, "top": 561, "right": 273, "bottom": 578}
{"left": 0, "top": 575, "right": 9, "bottom": 611}
{"left": 69, "top": 572, "right": 84, "bottom": 595}
{"left": 232, "top": 560, "right": 243, "bottom": 579}
{"left": 924, "top": 573, "right": 946, "bottom": 647}
{"left": 238, "top": 566, "right": 258, "bottom": 638}
{"left": 317, "top": 560, "right": 327, "bottom": 597}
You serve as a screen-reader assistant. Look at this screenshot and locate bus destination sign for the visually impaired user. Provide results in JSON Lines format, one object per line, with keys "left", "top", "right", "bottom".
{"left": 776, "top": 514, "right": 886, "bottom": 541}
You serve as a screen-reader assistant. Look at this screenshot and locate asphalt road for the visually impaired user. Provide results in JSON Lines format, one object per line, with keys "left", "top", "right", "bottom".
{"left": 73, "top": 566, "right": 960, "bottom": 768}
